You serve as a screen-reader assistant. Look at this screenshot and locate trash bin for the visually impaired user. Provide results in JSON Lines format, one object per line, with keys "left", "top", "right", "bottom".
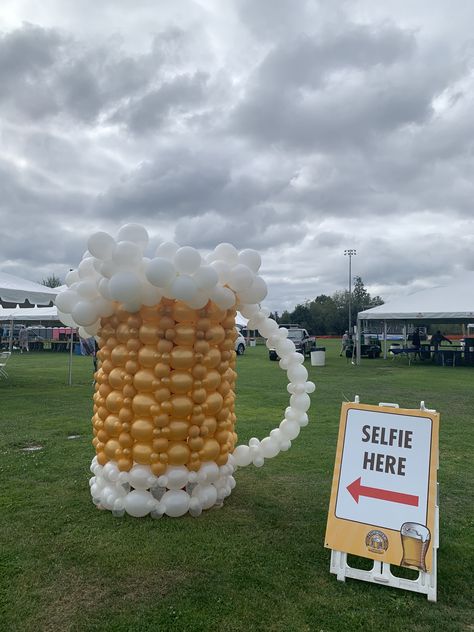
{"left": 249, "top": 339, "right": 256, "bottom": 347}
{"left": 311, "top": 347, "right": 326, "bottom": 367}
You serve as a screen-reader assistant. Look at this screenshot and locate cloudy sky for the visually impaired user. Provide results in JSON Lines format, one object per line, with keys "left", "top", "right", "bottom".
{"left": 1, "top": 0, "right": 474, "bottom": 312}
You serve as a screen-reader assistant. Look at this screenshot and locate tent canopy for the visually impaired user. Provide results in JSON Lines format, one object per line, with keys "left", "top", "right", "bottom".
{"left": 358, "top": 275, "right": 474, "bottom": 323}
{"left": 0, "top": 272, "right": 58, "bottom": 306}
{"left": 0, "top": 306, "right": 59, "bottom": 322}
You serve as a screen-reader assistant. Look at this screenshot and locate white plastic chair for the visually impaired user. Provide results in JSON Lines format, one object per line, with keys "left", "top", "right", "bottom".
{"left": 0, "top": 351, "right": 11, "bottom": 378}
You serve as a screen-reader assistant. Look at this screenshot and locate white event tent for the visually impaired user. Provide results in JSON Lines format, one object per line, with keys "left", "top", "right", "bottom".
{"left": 0, "top": 306, "right": 59, "bottom": 322}
{"left": 356, "top": 274, "right": 474, "bottom": 362}
{"left": 0, "top": 272, "right": 58, "bottom": 306}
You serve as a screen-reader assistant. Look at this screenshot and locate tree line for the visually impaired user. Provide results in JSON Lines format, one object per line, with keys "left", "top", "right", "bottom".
{"left": 272, "top": 277, "right": 384, "bottom": 335}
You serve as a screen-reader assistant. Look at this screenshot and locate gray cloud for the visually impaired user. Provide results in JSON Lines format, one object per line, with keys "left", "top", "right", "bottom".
{"left": 1, "top": 3, "right": 474, "bottom": 312}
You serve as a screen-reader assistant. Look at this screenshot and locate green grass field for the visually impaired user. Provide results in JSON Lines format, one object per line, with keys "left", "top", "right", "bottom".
{"left": 0, "top": 342, "right": 473, "bottom": 631}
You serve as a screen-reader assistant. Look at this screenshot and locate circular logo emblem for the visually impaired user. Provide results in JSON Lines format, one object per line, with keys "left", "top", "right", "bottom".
{"left": 365, "top": 530, "right": 389, "bottom": 554}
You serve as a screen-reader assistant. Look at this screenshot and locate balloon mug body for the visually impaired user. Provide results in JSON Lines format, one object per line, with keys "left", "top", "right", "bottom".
{"left": 90, "top": 299, "right": 239, "bottom": 517}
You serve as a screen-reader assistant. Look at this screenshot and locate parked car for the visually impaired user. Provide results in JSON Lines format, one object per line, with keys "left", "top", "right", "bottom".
{"left": 235, "top": 327, "right": 246, "bottom": 355}
{"left": 269, "top": 326, "right": 316, "bottom": 360}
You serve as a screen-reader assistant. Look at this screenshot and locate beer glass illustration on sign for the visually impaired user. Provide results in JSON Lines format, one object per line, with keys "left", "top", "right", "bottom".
{"left": 400, "top": 522, "right": 431, "bottom": 571}
{"left": 56, "top": 225, "right": 314, "bottom": 518}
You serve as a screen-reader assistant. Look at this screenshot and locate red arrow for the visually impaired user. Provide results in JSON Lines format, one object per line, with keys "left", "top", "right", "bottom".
{"left": 347, "top": 477, "right": 419, "bottom": 507}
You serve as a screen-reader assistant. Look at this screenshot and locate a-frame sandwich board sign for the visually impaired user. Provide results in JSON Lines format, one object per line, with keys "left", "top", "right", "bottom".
{"left": 325, "top": 400, "right": 439, "bottom": 601}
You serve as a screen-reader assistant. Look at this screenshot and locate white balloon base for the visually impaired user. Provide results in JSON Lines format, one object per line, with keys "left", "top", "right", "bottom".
{"left": 89, "top": 455, "right": 237, "bottom": 518}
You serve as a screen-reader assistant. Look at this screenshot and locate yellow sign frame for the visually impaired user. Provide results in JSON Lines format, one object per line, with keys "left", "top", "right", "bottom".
{"left": 325, "top": 402, "right": 439, "bottom": 572}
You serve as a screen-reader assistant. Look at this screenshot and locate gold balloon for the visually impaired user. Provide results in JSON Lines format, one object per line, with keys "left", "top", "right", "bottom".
{"left": 133, "top": 369, "right": 155, "bottom": 392}
{"left": 92, "top": 299, "right": 237, "bottom": 473}
{"left": 168, "top": 420, "right": 189, "bottom": 441}
{"left": 170, "top": 347, "right": 195, "bottom": 370}
{"left": 106, "top": 390, "right": 124, "bottom": 413}
{"left": 169, "top": 371, "right": 193, "bottom": 394}
{"left": 167, "top": 441, "right": 190, "bottom": 465}
{"left": 131, "top": 418, "right": 154, "bottom": 441}
{"left": 104, "top": 439, "right": 121, "bottom": 459}
{"left": 132, "top": 393, "right": 156, "bottom": 416}
{"left": 132, "top": 443, "right": 153, "bottom": 464}
{"left": 199, "top": 438, "right": 220, "bottom": 460}
{"left": 111, "top": 344, "right": 128, "bottom": 366}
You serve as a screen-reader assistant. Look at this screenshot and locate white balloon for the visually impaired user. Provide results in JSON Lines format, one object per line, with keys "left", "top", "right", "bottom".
{"left": 84, "top": 321, "right": 100, "bottom": 336}
{"left": 87, "top": 231, "right": 116, "bottom": 260}
{"left": 238, "top": 303, "right": 259, "bottom": 318}
{"left": 57, "top": 310, "right": 76, "bottom": 327}
{"left": 275, "top": 338, "right": 296, "bottom": 357}
{"left": 155, "top": 241, "right": 179, "bottom": 259}
{"left": 117, "top": 224, "right": 149, "bottom": 249}
{"left": 287, "top": 352, "right": 305, "bottom": 365}
{"left": 189, "top": 497, "right": 203, "bottom": 517}
{"left": 193, "top": 265, "right": 218, "bottom": 290}
{"left": 260, "top": 437, "right": 280, "bottom": 458}
{"left": 121, "top": 301, "right": 141, "bottom": 313}
{"left": 210, "top": 260, "right": 231, "bottom": 284}
{"left": 78, "top": 258, "right": 97, "bottom": 279}
{"left": 228, "top": 264, "right": 254, "bottom": 292}
{"left": 169, "top": 275, "right": 198, "bottom": 303}
{"left": 72, "top": 301, "right": 97, "bottom": 326}
{"left": 94, "top": 296, "right": 115, "bottom": 318}
{"left": 103, "top": 462, "right": 120, "bottom": 482}
{"left": 128, "top": 465, "right": 156, "bottom": 490}
{"left": 258, "top": 318, "right": 279, "bottom": 338}
{"left": 193, "top": 483, "right": 218, "bottom": 510}
{"left": 76, "top": 280, "right": 99, "bottom": 300}
{"left": 186, "top": 290, "right": 209, "bottom": 309}
{"left": 140, "top": 281, "right": 162, "bottom": 307}
{"left": 213, "top": 242, "right": 238, "bottom": 264}
{"left": 109, "top": 271, "right": 142, "bottom": 304}
{"left": 253, "top": 456, "right": 265, "bottom": 467}
{"left": 98, "top": 278, "right": 112, "bottom": 300}
{"left": 162, "top": 490, "right": 190, "bottom": 517}
{"left": 146, "top": 258, "right": 176, "bottom": 288}
{"left": 100, "top": 260, "right": 117, "bottom": 279}
{"left": 232, "top": 445, "right": 252, "bottom": 467}
{"left": 280, "top": 419, "right": 301, "bottom": 440}
{"left": 55, "top": 290, "right": 78, "bottom": 313}
{"left": 124, "top": 490, "right": 154, "bottom": 517}
{"left": 287, "top": 364, "right": 308, "bottom": 383}
{"left": 305, "top": 381, "right": 316, "bottom": 394}
{"left": 238, "top": 276, "right": 267, "bottom": 303}
{"left": 198, "top": 462, "right": 220, "bottom": 483}
{"left": 298, "top": 413, "right": 309, "bottom": 427}
{"left": 65, "top": 270, "right": 79, "bottom": 287}
{"left": 113, "top": 241, "right": 142, "bottom": 267}
{"left": 166, "top": 466, "right": 189, "bottom": 490}
{"left": 174, "top": 246, "right": 201, "bottom": 274}
{"left": 238, "top": 249, "right": 261, "bottom": 272}
{"left": 209, "top": 286, "right": 236, "bottom": 309}
{"left": 290, "top": 393, "right": 311, "bottom": 412}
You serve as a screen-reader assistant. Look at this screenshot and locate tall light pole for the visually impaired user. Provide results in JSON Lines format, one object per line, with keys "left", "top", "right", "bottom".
{"left": 344, "top": 249, "right": 357, "bottom": 334}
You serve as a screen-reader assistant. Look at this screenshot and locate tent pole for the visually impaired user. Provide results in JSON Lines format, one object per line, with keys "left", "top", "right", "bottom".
{"left": 68, "top": 328, "right": 74, "bottom": 386}
{"left": 356, "top": 318, "right": 361, "bottom": 365}
{"left": 383, "top": 320, "right": 387, "bottom": 359}
{"left": 8, "top": 317, "right": 14, "bottom": 352}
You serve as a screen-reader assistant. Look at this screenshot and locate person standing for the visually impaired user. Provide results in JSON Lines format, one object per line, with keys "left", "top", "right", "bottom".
{"left": 340, "top": 331, "right": 350, "bottom": 356}
{"left": 19, "top": 327, "right": 29, "bottom": 353}
{"left": 431, "top": 330, "right": 452, "bottom": 351}
{"left": 412, "top": 328, "right": 421, "bottom": 359}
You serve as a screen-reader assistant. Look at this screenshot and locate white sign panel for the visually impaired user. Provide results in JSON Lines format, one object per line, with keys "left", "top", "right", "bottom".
{"left": 335, "top": 408, "right": 433, "bottom": 531}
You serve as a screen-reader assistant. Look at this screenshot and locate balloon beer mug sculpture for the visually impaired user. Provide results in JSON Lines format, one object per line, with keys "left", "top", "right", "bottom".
{"left": 56, "top": 225, "right": 314, "bottom": 518}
